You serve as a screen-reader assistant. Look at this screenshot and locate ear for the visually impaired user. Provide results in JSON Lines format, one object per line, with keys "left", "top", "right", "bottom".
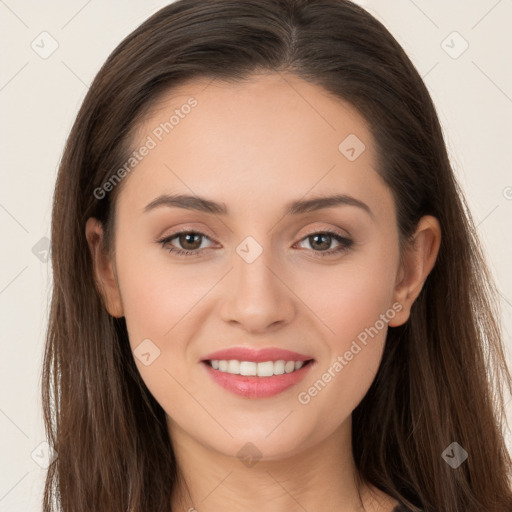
{"left": 85, "top": 217, "right": 124, "bottom": 318}
{"left": 388, "top": 215, "right": 441, "bottom": 327}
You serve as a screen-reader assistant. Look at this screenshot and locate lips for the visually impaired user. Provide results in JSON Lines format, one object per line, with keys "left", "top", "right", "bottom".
{"left": 201, "top": 347, "right": 313, "bottom": 363}
{"left": 200, "top": 346, "right": 316, "bottom": 398}
{"left": 201, "top": 357, "right": 316, "bottom": 398}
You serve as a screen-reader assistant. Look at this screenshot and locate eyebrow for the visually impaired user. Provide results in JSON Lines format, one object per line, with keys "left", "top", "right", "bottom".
{"left": 143, "top": 193, "right": 375, "bottom": 219}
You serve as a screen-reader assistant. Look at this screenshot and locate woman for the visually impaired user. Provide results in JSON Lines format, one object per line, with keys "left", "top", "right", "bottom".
{"left": 42, "top": 1, "right": 512, "bottom": 511}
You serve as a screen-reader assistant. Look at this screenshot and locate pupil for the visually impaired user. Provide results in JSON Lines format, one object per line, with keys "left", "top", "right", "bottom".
{"left": 311, "top": 234, "right": 330, "bottom": 250}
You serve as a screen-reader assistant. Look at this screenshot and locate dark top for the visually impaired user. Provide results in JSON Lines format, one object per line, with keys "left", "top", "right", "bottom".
{"left": 392, "top": 504, "right": 421, "bottom": 512}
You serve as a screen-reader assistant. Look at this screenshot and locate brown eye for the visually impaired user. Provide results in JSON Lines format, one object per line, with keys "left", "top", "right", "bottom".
{"left": 176, "top": 232, "right": 203, "bottom": 251}
{"left": 296, "top": 230, "right": 353, "bottom": 258}
{"left": 308, "top": 233, "right": 332, "bottom": 251}
{"left": 157, "top": 230, "right": 213, "bottom": 257}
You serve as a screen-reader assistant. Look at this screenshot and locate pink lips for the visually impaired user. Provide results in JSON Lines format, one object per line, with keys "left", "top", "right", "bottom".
{"left": 201, "top": 346, "right": 313, "bottom": 363}
{"left": 200, "top": 346, "right": 315, "bottom": 399}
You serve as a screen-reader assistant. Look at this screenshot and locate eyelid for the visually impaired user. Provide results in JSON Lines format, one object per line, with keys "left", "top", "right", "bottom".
{"left": 157, "top": 222, "right": 351, "bottom": 243}
{"left": 299, "top": 223, "right": 352, "bottom": 239}
{"left": 156, "top": 222, "right": 216, "bottom": 240}
{"left": 156, "top": 223, "right": 354, "bottom": 259}
{"left": 156, "top": 227, "right": 218, "bottom": 250}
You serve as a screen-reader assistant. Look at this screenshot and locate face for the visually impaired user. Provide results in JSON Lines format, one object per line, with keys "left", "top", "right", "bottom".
{"left": 88, "top": 72, "right": 421, "bottom": 461}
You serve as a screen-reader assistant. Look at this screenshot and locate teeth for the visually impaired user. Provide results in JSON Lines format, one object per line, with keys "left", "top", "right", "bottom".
{"left": 209, "top": 359, "right": 306, "bottom": 376}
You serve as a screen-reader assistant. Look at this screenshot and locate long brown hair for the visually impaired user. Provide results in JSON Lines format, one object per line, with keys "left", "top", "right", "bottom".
{"left": 42, "top": 1, "right": 512, "bottom": 511}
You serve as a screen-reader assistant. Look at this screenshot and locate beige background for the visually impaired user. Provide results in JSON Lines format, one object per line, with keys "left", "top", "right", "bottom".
{"left": 0, "top": 0, "right": 511, "bottom": 509}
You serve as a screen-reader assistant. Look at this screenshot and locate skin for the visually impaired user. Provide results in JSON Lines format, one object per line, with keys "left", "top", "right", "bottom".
{"left": 86, "top": 72, "right": 441, "bottom": 512}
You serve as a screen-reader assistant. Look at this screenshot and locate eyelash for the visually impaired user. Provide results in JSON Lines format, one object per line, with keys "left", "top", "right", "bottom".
{"left": 156, "top": 228, "right": 353, "bottom": 259}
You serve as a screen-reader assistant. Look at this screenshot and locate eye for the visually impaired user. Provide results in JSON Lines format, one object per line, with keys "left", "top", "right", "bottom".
{"left": 157, "top": 228, "right": 353, "bottom": 258}
{"left": 157, "top": 229, "right": 214, "bottom": 257}
{"left": 295, "top": 229, "right": 353, "bottom": 258}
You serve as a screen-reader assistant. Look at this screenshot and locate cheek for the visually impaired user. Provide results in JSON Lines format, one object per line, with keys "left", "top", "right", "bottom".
{"left": 121, "top": 270, "right": 182, "bottom": 344}
{"left": 115, "top": 233, "right": 209, "bottom": 345}
{"left": 116, "top": 255, "right": 204, "bottom": 413}
{"left": 295, "top": 247, "right": 398, "bottom": 410}
{"left": 114, "top": 239, "right": 221, "bottom": 402}
{"left": 301, "top": 245, "right": 398, "bottom": 346}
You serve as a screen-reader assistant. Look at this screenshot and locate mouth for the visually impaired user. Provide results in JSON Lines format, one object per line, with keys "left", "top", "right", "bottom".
{"left": 200, "top": 356, "right": 316, "bottom": 399}
{"left": 202, "top": 358, "right": 315, "bottom": 377}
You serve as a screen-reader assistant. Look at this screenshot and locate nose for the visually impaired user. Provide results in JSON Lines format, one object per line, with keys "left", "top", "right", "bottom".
{"left": 219, "top": 243, "right": 296, "bottom": 334}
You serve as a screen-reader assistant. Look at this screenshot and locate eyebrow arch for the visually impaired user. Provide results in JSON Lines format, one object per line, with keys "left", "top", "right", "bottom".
{"left": 143, "top": 193, "right": 375, "bottom": 220}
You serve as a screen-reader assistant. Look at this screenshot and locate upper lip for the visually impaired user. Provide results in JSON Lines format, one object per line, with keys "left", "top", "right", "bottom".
{"left": 201, "top": 347, "right": 314, "bottom": 363}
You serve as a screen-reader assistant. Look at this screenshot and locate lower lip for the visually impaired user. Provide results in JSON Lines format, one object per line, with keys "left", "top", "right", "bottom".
{"left": 201, "top": 360, "right": 315, "bottom": 398}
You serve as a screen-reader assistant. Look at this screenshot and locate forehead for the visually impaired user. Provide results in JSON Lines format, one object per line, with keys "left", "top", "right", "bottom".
{"left": 116, "top": 72, "right": 391, "bottom": 220}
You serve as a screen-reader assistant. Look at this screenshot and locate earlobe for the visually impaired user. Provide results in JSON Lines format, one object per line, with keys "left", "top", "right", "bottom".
{"left": 85, "top": 217, "right": 124, "bottom": 318}
{"left": 388, "top": 215, "right": 441, "bottom": 327}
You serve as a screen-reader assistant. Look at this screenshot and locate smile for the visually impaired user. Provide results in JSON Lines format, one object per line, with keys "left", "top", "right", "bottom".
{"left": 201, "top": 359, "right": 315, "bottom": 398}
{"left": 206, "top": 359, "right": 311, "bottom": 376}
